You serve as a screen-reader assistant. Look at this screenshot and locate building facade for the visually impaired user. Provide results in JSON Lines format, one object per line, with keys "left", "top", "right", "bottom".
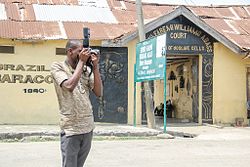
{"left": 0, "top": 1, "right": 250, "bottom": 126}
{"left": 125, "top": 6, "right": 250, "bottom": 126}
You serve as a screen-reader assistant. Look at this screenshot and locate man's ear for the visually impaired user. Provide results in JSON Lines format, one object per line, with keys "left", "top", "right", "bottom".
{"left": 67, "top": 48, "right": 73, "bottom": 54}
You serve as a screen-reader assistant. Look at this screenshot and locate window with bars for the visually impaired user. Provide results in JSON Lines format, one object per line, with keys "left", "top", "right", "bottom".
{"left": 0, "top": 46, "right": 14, "bottom": 54}
{"left": 56, "top": 48, "right": 66, "bottom": 55}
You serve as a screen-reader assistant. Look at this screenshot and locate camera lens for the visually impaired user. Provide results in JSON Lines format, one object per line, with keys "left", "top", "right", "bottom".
{"left": 90, "top": 49, "right": 100, "bottom": 55}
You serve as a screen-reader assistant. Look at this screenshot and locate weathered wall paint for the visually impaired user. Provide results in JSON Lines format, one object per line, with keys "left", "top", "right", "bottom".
{"left": 0, "top": 39, "right": 101, "bottom": 124}
{"left": 213, "top": 43, "right": 249, "bottom": 125}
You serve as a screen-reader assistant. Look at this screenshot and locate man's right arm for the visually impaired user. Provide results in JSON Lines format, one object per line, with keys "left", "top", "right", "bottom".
{"left": 61, "top": 61, "right": 85, "bottom": 92}
{"left": 61, "top": 48, "right": 90, "bottom": 92}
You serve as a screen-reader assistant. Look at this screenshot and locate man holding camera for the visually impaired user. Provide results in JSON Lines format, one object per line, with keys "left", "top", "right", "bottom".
{"left": 51, "top": 39, "right": 102, "bottom": 167}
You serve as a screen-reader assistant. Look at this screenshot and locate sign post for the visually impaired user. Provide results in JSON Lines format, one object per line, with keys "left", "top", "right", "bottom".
{"left": 134, "top": 64, "right": 136, "bottom": 127}
{"left": 163, "top": 57, "right": 167, "bottom": 133}
{"left": 134, "top": 34, "right": 167, "bottom": 132}
{"left": 135, "top": 35, "right": 166, "bottom": 82}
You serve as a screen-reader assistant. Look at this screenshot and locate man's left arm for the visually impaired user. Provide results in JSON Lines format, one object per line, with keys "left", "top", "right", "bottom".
{"left": 91, "top": 53, "right": 103, "bottom": 97}
{"left": 92, "top": 65, "right": 103, "bottom": 97}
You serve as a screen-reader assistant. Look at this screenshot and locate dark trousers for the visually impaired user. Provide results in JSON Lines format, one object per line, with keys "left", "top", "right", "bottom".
{"left": 60, "top": 131, "right": 93, "bottom": 167}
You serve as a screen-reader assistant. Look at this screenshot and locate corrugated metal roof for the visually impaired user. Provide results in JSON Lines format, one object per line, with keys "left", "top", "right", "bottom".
{"left": 195, "top": 6, "right": 250, "bottom": 19}
{"left": 5, "top": 3, "right": 36, "bottom": 21}
{"left": 0, "top": 0, "right": 78, "bottom": 5}
{"left": 5, "top": 3, "right": 20, "bottom": 20}
{"left": 0, "top": 0, "right": 250, "bottom": 53}
{"left": 120, "top": 5, "right": 250, "bottom": 54}
{"left": 189, "top": 6, "right": 250, "bottom": 50}
{"left": 127, "top": 0, "right": 250, "bottom": 6}
{"left": 0, "top": 20, "right": 135, "bottom": 40}
{"left": 0, "top": 3, "right": 7, "bottom": 20}
{"left": 204, "top": 18, "right": 250, "bottom": 49}
{"left": 63, "top": 22, "right": 136, "bottom": 40}
{"left": 78, "top": 0, "right": 110, "bottom": 8}
{"left": 0, "top": 20, "right": 65, "bottom": 39}
{"left": 33, "top": 4, "right": 117, "bottom": 23}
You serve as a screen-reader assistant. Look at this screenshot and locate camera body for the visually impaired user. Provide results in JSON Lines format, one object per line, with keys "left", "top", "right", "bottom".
{"left": 83, "top": 27, "right": 100, "bottom": 76}
{"left": 83, "top": 27, "right": 90, "bottom": 48}
{"left": 83, "top": 27, "right": 92, "bottom": 67}
{"left": 89, "top": 48, "right": 100, "bottom": 55}
{"left": 83, "top": 28, "right": 100, "bottom": 66}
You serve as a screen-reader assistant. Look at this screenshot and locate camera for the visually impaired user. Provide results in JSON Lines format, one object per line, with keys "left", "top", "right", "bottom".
{"left": 82, "top": 27, "right": 100, "bottom": 76}
{"left": 89, "top": 48, "right": 100, "bottom": 55}
{"left": 83, "top": 27, "right": 90, "bottom": 48}
{"left": 83, "top": 27, "right": 92, "bottom": 67}
{"left": 83, "top": 28, "right": 100, "bottom": 66}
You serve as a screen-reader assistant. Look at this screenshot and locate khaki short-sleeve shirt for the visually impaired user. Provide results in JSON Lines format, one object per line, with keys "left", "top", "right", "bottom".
{"left": 51, "top": 61, "right": 95, "bottom": 136}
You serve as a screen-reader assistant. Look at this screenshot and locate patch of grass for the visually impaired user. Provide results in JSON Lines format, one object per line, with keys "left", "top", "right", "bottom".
{"left": 0, "top": 135, "right": 160, "bottom": 143}
{"left": 0, "top": 136, "right": 59, "bottom": 143}
{"left": 93, "top": 136, "right": 159, "bottom": 141}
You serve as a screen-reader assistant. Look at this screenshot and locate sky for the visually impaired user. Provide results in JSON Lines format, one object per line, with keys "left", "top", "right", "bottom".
{"left": 130, "top": 0, "right": 250, "bottom": 6}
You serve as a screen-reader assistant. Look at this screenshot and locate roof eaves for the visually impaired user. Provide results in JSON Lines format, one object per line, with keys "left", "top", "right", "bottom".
{"left": 119, "top": 6, "right": 182, "bottom": 46}
{"left": 181, "top": 6, "right": 245, "bottom": 55}
{"left": 119, "top": 5, "right": 247, "bottom": 55}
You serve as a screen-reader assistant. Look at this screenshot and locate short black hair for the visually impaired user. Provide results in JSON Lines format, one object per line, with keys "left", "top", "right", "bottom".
{"left": 65, "top": 40, "right": 82, "bottom": 51}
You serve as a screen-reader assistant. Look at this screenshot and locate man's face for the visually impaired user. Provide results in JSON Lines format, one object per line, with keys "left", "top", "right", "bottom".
{"left": 68, "top": 45, "right": 83, "bottom": 62}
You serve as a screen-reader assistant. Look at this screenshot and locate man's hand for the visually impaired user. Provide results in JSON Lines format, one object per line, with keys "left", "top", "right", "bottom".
{"left": 90, "top": 52, "right": 100, "bottom": 69}
{"left": 79, "top": 48, "right": 91, "bottom": 64}
{"left": 90, "top": 51, "right": 102, "bottom": 97}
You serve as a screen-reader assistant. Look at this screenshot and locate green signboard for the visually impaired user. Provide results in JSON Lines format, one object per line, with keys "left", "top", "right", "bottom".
{"left": 135, "top": 34, "right": 166, "bottom": 82}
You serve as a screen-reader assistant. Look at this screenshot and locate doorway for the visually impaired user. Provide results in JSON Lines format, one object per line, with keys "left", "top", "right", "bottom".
{"left": 153, "top": 55, "right": 199, "bottom": 124}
